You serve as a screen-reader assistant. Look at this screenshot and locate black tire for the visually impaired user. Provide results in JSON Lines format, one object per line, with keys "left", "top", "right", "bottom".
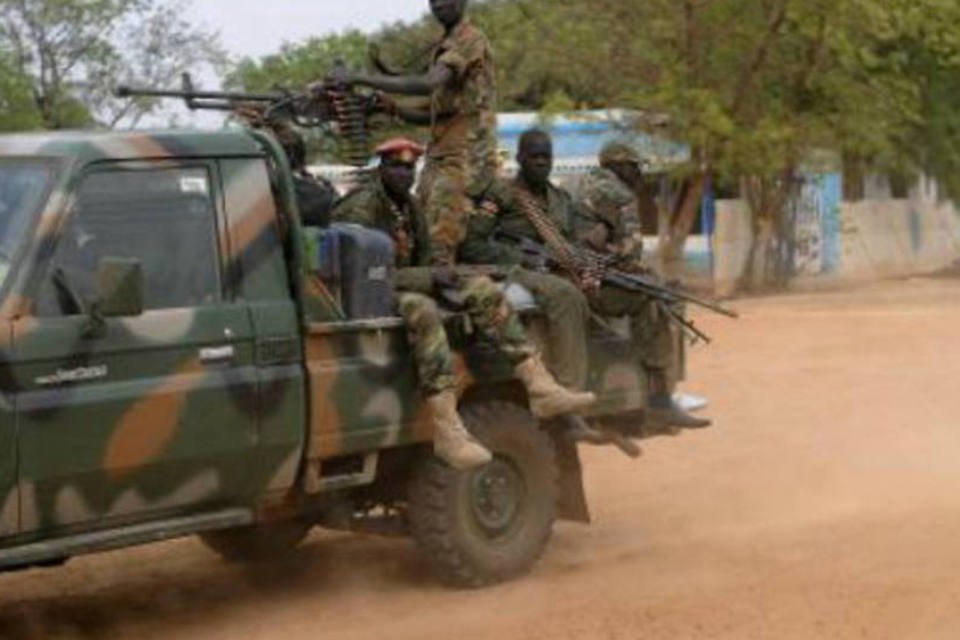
{"left": 199, "top": 521, "right": 312, "bottom": 563}
{"left": 407, "top": 401, "right": 558, "bottom": 588}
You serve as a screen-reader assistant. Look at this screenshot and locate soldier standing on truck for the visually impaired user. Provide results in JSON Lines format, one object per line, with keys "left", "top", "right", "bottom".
{"left": 325, "top": 0, "right": 496, "bottom": 266}
{"left": 461, "top": 129, "right": 711, "bottom": 430}
{"left": 332, "top": 138, "right": 596, "bottom": 469}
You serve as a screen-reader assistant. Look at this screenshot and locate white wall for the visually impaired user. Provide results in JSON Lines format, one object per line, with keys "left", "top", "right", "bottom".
{"left": 711, "top": 195, "right": 960, "bottom": 294}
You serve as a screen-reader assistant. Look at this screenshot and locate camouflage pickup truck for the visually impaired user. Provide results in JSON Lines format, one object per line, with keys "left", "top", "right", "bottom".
{"left": 0, "top": 128, "right": 688, "bottom": 587}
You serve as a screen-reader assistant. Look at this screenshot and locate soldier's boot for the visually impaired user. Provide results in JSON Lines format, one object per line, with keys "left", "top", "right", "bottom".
{"left": 646, "top": 369, "right": 712, "bottom": 429}
{"left": 548, "top": 414, "right": 607, "bottom": 444}
{"left": 515, "top": 355, "right": 596, "bottom": 420}
{"left": 550, "top": 415, "right": 643, "bottom": 459}
{"left": 427, "top": 391, "right": 493, "bottom": 470}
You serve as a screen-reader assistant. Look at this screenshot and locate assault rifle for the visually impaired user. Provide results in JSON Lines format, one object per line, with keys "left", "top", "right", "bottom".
{"left": 115, "top": 64, "right": 381, "bottom": 166}
{"left": 496, "top": 230, "right": 738, "bottom": 344}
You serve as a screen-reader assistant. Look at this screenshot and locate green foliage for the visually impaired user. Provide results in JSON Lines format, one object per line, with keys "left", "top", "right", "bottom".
{"left": 0, "top": 0, "right": 224, "bottom": 131}
{"left": 226, "top": 31, "right": 369, "bottom": 92}
{"left": 102, "top": 0, "right": 960, "bottom": 199}
{"left": 0, "top": 54, "right": 42, "bottom": 132}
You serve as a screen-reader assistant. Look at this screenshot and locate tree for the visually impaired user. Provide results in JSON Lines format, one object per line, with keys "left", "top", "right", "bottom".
{"left": 0, "top": 0, "right": 224, "bottom": 130}
{"left": 0, "top": 52, "right": 42, "bottom": 131}
{"left": 226, "top": 0, "right": 960, "bottom": 288}
{"left": 85, "top": 0, "right": 227, "bottom": 129}
{"left": 227, "top": 31, "right": 368, "bottom": 94}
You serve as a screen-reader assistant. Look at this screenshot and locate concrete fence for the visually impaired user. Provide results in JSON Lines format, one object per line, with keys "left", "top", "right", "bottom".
{"left": 710, "top": 183, "right": 960, "bottom": 295}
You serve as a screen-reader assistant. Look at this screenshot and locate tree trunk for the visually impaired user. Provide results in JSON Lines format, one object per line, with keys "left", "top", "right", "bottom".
{"left": 740, "top": 216, "right": 775, "bottom": 292}
{"left": 736, "top": 167, "right": 798, "bottom": 293}
{"left": 659, "top": 171, "right": 708, "bottom": 279}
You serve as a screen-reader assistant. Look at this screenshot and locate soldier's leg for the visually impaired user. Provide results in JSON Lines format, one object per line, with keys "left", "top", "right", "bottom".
{"left": 509, "top": 270, "right": 639, "bottom": 452}
{"left": 589, "top": 287, "right": 709, "bottom": 429}
{"left": 397, "top": 292, "right": 491, "bottom": 469}
{"left": 460, "top": 276, "right": 595, "bottom": 419}
{"left": 509, "top": 269, "right": 590, "bottom": 390}
{"left": 418, "top": 156, "right": 470, "bottom": 266}
{"left": 632, "top": 299, "right": 709, "bottom": 428}
{"left": 632, "top": 297, "right": 675, "bottom": 373}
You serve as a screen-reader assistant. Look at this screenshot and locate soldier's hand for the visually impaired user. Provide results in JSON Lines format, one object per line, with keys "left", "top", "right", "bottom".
{"left": 579, "top": 271, "right": 602, "bottom": 292}
{"left": 370, "top": 91, "right": 399, "bottom": 116}
{"left": 582, "top": 223, "right": 610, "bottom": 252}
{"left": 233, "top": 102, "right": 266, "bottom": 126}
{"left": 432, "top": 266, "right": 460, "bottom": 291}
{"left": 520, "top": 252, "right": 549, "bottom": 272}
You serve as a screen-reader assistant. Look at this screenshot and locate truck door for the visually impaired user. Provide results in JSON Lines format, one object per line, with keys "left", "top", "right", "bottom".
{"left": 12, "top": 163, "right": 260, "bottom": 535}
{"left": 219, "top": 157, "right": 306, "bottom": 500}
{"left": 0, "top": 326, "right": 16, "bottom": 538}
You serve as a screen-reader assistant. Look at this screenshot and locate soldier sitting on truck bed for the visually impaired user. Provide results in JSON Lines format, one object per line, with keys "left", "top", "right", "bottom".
{"left": 332, "top": 138, "right": 596, "bottom": 470}
{"left": 272, "top": 123, "right": 336, "bottom": 228}
{"left": 461, "top": 129, "right": 711, "bottom": 430}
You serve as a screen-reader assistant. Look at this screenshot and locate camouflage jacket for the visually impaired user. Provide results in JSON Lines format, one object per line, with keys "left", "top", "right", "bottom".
{"left": 430, "top": 18, "right": 499, "bottom": 196}
{"left": 460, "top": 177, "right": 578, "bottom": 266}
{"left": 575, "top": 167, "right": 644, "bottom": 261}
{"left": 331, "top": 178, "right": 432, "bottom": 268}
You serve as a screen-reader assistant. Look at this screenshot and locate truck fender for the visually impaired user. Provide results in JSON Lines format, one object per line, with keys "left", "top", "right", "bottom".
{"left": 552, "top": 436, "right": 591, "bottom": 524}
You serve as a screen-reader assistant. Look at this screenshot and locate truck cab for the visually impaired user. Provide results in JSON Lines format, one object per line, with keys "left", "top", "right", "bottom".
{"left": 0, "top": 128, "right": 679, "bottom": 587}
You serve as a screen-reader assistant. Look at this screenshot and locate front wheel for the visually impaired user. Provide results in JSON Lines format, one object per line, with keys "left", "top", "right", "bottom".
{"left": 407, "top": 401, "right": 558, "bottom": 588}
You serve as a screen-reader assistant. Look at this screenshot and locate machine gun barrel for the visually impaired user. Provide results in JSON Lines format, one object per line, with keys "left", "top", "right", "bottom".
{"left": 115, "top": 73, "right": 285, "bottom": 110}
{"left": 495, "top": 230, "right": 739, "bottom": 320}
{"left": 114, "top": 67, "right": 380, "bottom": 168}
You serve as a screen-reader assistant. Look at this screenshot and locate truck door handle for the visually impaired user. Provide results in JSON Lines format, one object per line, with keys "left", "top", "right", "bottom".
{"left": 199, "top": 345, "right": 235, "bottom": 365}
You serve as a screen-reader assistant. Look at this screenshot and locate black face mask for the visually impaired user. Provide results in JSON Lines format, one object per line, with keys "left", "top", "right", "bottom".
{"left": 380, "top": 160, "right": 416, "bottom": 197}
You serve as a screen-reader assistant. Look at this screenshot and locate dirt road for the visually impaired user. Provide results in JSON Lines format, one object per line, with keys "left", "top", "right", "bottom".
{"left": 2, "top": 277, "right": 960, "bottom": 639}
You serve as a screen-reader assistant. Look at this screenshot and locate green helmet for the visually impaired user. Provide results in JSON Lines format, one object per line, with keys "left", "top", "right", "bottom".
{"left": 599, "top": 141, "right": 641, "bottom": 166}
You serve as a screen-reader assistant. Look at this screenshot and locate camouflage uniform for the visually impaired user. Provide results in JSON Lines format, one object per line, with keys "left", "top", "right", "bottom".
{"left": 464, "top": 175, "right": 675, "bottom": 373}
{"left": 333, "top": 178, "right": 534, "bottom": 395}
{"left": 418, "top": 18, "right": 498, "bottom": 265}
{"left": 576, "top": 166, "right": 645, "bottom": 263}
{"left": 461, "top": 179, "right": 592, "bottom": 389}
{"left": 575, "top": 149, "right": 674, "bottom": 373}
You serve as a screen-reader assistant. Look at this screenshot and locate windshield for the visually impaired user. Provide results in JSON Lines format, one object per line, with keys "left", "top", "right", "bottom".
{"left": 0, "top": 162, "right": 54, "bottom": 288}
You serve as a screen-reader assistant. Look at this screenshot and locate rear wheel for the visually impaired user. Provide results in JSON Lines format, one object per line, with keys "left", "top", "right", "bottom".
{"left": 407, "top": 401, "right": 558, "bottom": 587}
{"left": 199, "top": 521, "right": 312, "bottom": 563}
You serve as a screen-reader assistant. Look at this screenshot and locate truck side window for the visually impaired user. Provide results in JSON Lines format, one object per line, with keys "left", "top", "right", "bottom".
{"left": 36, "top": 166, "right": 221, "bottom": 316}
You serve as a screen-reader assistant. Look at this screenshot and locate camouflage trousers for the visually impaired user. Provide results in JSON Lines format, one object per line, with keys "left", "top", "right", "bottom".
{"left": 508, "top": 269, "right": 590, "bottom": 389}
{"left": 397, "top": 292, "right": 457, "bottom": 396}
{"left": 418, "top": 155, "right": 469, "bottom": 266}
{"left": 397, "top": 271, "right": 537, "bottom": 396}
{"left": 587, "top": 286, "right": 675, "bottom": 372}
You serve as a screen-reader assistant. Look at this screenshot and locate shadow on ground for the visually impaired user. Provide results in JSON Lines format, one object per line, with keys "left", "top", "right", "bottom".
{"left": 0, "top": 532, "right": 438, "bottom": 640}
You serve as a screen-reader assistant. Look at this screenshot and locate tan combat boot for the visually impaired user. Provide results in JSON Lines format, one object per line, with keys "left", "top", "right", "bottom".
{"left": 515, "top": 355, "right": 597, "bottom": 419}
{"left": 427, "top": 391, "right": 493, "bottom": 470}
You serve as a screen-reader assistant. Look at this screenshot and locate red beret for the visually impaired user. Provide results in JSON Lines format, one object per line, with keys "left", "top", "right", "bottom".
{"left": 375, "top": 137, "right": 425, "bottom": 163}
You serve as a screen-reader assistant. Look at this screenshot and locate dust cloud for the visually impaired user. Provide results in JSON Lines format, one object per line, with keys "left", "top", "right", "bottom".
{"left": 2, "top": 277, "right": 959, "bottom": 639}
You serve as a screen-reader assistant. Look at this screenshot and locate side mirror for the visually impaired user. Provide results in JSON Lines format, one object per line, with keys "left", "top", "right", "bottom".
{"left": 96, "top": 257, "right": 144, "bottom": 318}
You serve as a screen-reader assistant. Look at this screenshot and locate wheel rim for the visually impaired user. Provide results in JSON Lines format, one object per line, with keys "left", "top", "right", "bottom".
{"left": 469, "top": 457, "right": 526, "bottom": 538}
